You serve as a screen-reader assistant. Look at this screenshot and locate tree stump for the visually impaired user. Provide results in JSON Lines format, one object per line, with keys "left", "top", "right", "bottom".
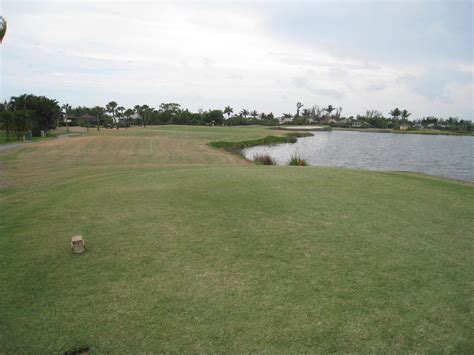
{"left": 71, "top": 235, "right": 85, "bottom": 254}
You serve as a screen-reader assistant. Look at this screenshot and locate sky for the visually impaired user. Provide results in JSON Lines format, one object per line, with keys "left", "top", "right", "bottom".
{"left": 1, "top": 0, "right": 473, "bottom": 119}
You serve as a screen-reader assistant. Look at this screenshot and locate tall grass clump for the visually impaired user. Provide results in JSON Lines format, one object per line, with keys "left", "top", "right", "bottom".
{"left": 289, "top": 154, "right": 308, "bottom": 166}
{"left": 253, "top": 154, "right": 276, "bottom": 165}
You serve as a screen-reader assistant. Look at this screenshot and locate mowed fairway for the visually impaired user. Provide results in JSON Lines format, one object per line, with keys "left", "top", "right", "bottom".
{"left": 1, "top": 126, "right": 473, "bottom": 353}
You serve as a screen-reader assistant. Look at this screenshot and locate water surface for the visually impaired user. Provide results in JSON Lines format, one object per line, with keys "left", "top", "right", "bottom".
{"left": 242, "top": 131, "right": 474, "bottom": 182}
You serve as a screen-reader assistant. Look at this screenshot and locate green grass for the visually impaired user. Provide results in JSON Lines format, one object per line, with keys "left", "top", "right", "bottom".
{"left": 0, "top": 131, "right": 23, "bottom": 144}
{"left": 1, "top": 125, "right": 473, "bottom": 353}
{"left": 0, "top": 128, "right": 68, "bottom": 144}
{"left": 209, "top": 131, "right": 312, "bottom": 153}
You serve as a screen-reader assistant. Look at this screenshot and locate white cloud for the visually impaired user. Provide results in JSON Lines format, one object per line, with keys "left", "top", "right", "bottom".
{"left": 1, "top": 1, "right": 472, "bottom": 119}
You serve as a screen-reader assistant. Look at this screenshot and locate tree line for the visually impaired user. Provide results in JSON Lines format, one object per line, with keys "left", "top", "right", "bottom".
{"left": 0, "top": 94, "right": 471, "bottom": 141}
{"left": 282, "top": 102, "right": 471, "bottom": 132}
{"left": 65, "top": 102, "right": 280, "bottom": 129}
{"left": 0, "top": 94, "right": 281, "bottom": 141}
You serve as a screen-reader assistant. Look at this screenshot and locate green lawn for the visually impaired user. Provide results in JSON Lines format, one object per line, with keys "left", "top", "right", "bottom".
{"left": 0, "top": 128, "right": 67, "bottom": 144}
{"left": 0, "top": 131, "right": 23, "bottom": 144}
{"left": 1, "top": 126, "right": 473, "bottom": 353}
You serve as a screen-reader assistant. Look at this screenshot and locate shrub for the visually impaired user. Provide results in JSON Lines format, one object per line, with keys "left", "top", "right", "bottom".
{"left": 289, "top": 155, "right": 308, "bottom": 166}
{"left": 254, "top": 154, "right": 276, "bottom": 165}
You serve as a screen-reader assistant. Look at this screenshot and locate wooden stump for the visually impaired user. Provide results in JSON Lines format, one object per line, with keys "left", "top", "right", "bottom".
{"left": 71, "top": 235, "right": 85, "bottom": 254}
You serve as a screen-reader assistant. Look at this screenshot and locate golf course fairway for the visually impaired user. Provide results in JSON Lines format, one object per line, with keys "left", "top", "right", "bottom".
{"left": 1, "top": 126, "right": 473, "bottom": 353}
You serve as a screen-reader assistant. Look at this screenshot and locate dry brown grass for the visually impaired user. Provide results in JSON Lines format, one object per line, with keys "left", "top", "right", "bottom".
{"left": 0, "top": 126, "right": 258, "bottom": 190}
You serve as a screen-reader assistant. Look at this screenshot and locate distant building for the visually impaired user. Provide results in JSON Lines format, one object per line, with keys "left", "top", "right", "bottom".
{"left": 80, "top": 114, "right": 98, "bottom": 125}
{"left": 351, "top": 121, "right": 375, "bottom": 129}
{"left": 64, "top": 114, "right": 79, "bottom": 126}
{"left": 279, "top": 116, "right": 293, "bottom": 124}
{"left": 62, "top": 113, "right": 98, "bottom": 126}
{"left": 399, "top": 124, "right": 410, "bottom": 131}
{"left": 331, "top": 118, "right": 352, "bottom": 128}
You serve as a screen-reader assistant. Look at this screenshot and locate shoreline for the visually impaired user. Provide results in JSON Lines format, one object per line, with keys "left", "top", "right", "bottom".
{"left": 208, "top": 131, "right": 313, "bottom": 156}
{"left": 333, "top": 127, "right": 473, "bottom": 136}
{"left": 272, "top": 125, "right": 332, "bottom": 132}
{"left": 263, "top": 125, "right": 472, "bottom": 136}
{"left": 236, "top": 128, "right": 473, "bottom": 183}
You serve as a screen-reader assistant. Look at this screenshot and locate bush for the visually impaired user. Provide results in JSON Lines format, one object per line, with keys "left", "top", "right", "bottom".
{"left": 253, "top": 154, "right": 276, "bottom": 165}
{"left": 289, "top": 155, "right": 308, "bottom": 166}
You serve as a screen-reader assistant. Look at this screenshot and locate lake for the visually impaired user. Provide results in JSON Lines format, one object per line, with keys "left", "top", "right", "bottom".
{"left": 242, "top": 131, "right": 474, "bottom": 182}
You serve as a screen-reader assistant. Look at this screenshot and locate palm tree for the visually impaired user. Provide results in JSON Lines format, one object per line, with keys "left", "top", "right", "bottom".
{"left": 124, "top": 108, "right": 134, "bottom": 128}
{"left": 401, "top": 109, "right": 411, "bottom": 121}
{"left": 91, "top": 106, "right": 104, "bottom": 131}
{"left": 223, "top": 106, "right": 233, "bottom": 119}
{"left": 106, "top": 101, "right": 118, "bottom": 129}
{"left": 116, "top": 106, "right": 125, "bottom": 128}
{"left": 325, "top": 104, "right": 335, "bottom": 117}
{"left": 61, "top": 103, "right": 71, "bottom": 133}
{"left": 389, "top": 108, "right": 401, "bottom": 121}
{"left": 141, "top": 105, "right": 150, "bottom": 127}
{"left": 240, "top": 109, "right": 249, "bottom": 118}
{"left": 134, "top": 105, "right": 142, "bottom": 126}
{"left": 296, "top": 102, "right": 304, "bottom": 117}
{"left": 250, "top": 110, "right": 259, "bottom": 119}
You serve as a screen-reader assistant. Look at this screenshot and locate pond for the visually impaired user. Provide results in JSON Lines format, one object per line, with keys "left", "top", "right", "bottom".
{"left": 242, "top": 131, "right": 474, "bottom": 182}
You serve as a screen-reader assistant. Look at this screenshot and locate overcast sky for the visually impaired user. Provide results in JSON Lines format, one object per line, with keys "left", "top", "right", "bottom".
{"left": 1, "top": 0, "right": 473, "bottom": 119}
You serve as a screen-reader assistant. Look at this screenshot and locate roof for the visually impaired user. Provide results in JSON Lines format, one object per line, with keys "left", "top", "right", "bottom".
{"left": 81, "top": 114, "right": 97, "bottom": 119}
